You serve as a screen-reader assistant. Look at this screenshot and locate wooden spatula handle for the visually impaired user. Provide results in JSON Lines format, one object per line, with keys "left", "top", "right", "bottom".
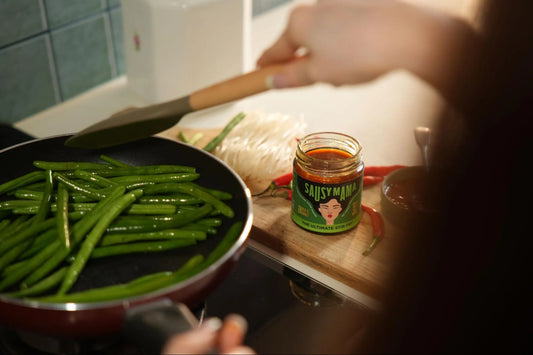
{"left": 189, "top": 64, "right": 286, "bottom": 110}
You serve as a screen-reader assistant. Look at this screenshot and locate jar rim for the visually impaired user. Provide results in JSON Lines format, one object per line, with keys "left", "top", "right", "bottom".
{"left": 297, "top": 132, "right": 362, "bottom": 162}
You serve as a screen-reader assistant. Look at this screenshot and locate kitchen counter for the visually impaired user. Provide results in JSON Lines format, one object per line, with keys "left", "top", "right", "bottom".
{"left": 14, "top": 0, "right": 475, "bottom": 309}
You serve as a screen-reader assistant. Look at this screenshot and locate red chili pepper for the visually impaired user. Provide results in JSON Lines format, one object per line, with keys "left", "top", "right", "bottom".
{"left": 253, "top": 172, "right": 293, "bottom": 199}
{"left": 363, "top": 175, "right": 384, "bottom": 187}
{"left": 272, "top": 172, "right": 293, "bottom": 187}
{"left": 361, "top": 204, "right": 384, "bottom": 256}
{"left": 364, "top": 165, "right": 406, "bottom": 177}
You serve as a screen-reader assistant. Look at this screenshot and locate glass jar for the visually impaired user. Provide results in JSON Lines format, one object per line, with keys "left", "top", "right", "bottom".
{"left": 291, "top": 132, "right": 364, "bottom": 234}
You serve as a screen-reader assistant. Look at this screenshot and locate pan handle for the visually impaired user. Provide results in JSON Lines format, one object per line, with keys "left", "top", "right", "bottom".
{"left": 188, "top": 63, "right": 287, "bottom": 111}
{"left": 123, "top": 299, "right": 198, "bottom": 354}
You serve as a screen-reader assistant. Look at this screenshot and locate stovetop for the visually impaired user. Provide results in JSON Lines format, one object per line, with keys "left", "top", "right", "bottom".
{"left": 0, "top": 125, "right": 372, "bottom": 354}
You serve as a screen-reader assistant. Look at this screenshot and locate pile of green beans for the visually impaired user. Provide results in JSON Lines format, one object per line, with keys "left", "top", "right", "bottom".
{"left": 0, "top": 155, "right": 242, "bottom": 302}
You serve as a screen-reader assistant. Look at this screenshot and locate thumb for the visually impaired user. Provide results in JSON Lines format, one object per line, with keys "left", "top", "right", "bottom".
{"left": 267, "top": 56, "right": 316, "bottom": 89}
{"left": 161, "top": 318, "right": 222, "bottom": 355}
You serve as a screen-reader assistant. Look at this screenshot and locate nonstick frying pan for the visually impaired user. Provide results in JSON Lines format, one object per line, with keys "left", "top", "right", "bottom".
{"left": 0, "top": 135, "right": 253, "bottom": 342}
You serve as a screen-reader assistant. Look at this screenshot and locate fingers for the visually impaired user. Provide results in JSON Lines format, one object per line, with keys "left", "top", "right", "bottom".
{"left": 161, "top": 317, "right": 222, "bottom": 355}
{"left": 217, "top": 314, "right": 252, "bottom": 354}
{"left": 267, "top": 56, "right": 315, "bottom": 89}
{"left": 161, "top": 314, "right": 254, "bottom": 355}
{"left": 256, "top": 4, "right": 313, "bottom": 67}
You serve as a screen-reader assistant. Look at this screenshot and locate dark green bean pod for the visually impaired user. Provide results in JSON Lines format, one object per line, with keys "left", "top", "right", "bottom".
{"left": 99, "top": 229, "right": 206, "bottom": 246}
{"left": 56, "top": 183, "right": 71, "bottom": 249}
{"left": 33, "top": 169, "right": 53, "bottom": 225}
{"left": 0, "top": 217, "right": 55, "bottom": 256}
{"left": 73, "top": 169, "right": 119, "bottom": 188}
{"left": 91, "top": 238, "right": 197, "bottom": 258}
{"left": 53, "top": 173, "right": 109, "bottom": 200}
{"left": 7, "top": 267, "right": 67, "bottom": 298}
{"left": 35, "top": 254, "right": 204, "bottom": 303}
{"left": 20, "top": 187, "right": 125, "bottom": 288}
{"left": 57, "top": 189, "right": 143, "bottom": 295}
{"left": 109, "top": 173, "right": 200, "bottom": 184}
{"left": 142, "top": 183, "right": 234, "bottom": 218}
{"left": 0, "top": 171, "right": 45, "bottom": 195}
{"left": 137, "top": 194, "right": 204, "bottom": 206}
{"left": 33, "top": 161, "right": 111, "bottom": 171}
{"left": 99, "top": 154, "right": 132, "bottom": 168}
{"left": 106, "top": 204, "right": 213, "bottom": 234}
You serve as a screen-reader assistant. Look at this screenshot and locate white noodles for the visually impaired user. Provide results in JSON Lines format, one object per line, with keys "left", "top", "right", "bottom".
{"left": 213, "top": 111, "right": 306, "bottom": 190}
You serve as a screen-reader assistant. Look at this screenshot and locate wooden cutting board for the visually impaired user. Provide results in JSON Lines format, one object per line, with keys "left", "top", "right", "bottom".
{"left": 159, "top": 126, "right": 407, "bottom": 302}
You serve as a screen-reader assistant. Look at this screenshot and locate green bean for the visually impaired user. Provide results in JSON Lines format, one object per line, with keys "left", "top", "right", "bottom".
{"left": 62, "top": 165, "right": 196, "bottom": 178}
{"left": 99, "top": 229, "right": 206, "bottom": 246}
{"left": 0, "top": 171, "right": 45, "bottom": 195}
{"left": 56, "top": 183, "right": 71, "bottom": 249}
{"left": 53, "top": 172, "right": 109, "bottom": 200}
{"left": 202, "top": 221, "right": 243, "bottom": 267}
{"left": 109, "top": 173, "right": 200, "bottom": 184}
{"left": 125, "top": 271, "right": 173, "bottom": 287}
{"left": 203, "top": 112, "right": 246, "bottom": 152}
{"left": 137, "top": 194, "right": 203, "bottom": 205}
{"left": 16, "top": 202, "right": 177, "bottom": 215}
{"left": 178, "top": 131, "right": 188, "bottom": 143}
{"left": 99, "top": 154, "right": 132, "bottom": 168}
{"left": 18, "top": 228, "right": 58, "bottom": 260}
{"left": 0, "top": 200, "right": 40, "bottom": 210}
{"left": 7, "top": 267, "right": 67, "bottom": 298}
{"left": 180, "top": 223, "right": 218, "bottom": 235}
{"left": 0, "top": 239, "right": 33, "bottom": 274}
{"left": 91, "top": 238, "right": 196, "bottom": 258}
{"left": 57, "top": 189, "right": 143, "bottom": 295}
{"left": 0, "top": 217, "right": 55, "bottom": 256}
{"left": 12, "top": 189, "right": 43, "bottom": 200}
{"left": 21, "top": 186, "right": 125, "bottom": 288}
{"left": 0, "top": 219, "right": 9, "bottom": 232}
{"left": 33, "top": 169, "right": 53, "bottom": 225}
{"left": 37, "top": 254, "right": 204, "bottom": 303}
{"left": 193, "top": 185, "right": 233, "bottom": 201}
{"left": 143, "top": 183, "right": 234, "bottom": 218}
{"left": 106, "top": 204, "right": 213, "bottom": 234}
{"left": 0, "top": 231, "right": 59, "bottom": 291}
{"left": 197, "top": 218, "right": 223, "bottom": 227}
{"left": 73, "top": 170, "right": 119, "bottom": 188}
{"left": 33, "top": 161, "right": 111, "bottom": 171}
{"left": 0, "top": 215, "right": 29, "bottom": 240}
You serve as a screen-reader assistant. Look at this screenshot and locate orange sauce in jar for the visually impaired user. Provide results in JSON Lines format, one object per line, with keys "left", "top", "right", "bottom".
{"left": 291, "top": 133, "right": 364, "bottom": 234}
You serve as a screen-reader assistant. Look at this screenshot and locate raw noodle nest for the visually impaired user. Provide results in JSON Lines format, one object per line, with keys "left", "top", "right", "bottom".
{"left": 213, "top": 111, "right": 306, "bottom": 193}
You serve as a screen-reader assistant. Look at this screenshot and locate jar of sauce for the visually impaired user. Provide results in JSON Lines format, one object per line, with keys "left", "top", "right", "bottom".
{"left": 291, "top": 132, "right": 364, "bottom": 234}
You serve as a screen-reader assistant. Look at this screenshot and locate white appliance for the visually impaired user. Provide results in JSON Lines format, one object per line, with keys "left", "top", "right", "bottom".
{"left": 121, "top": 0, "right": 252, "bottom": 104}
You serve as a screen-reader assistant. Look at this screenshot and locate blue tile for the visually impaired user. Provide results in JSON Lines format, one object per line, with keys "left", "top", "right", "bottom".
{"left": 0, "top": 0, "right": 47, "bottom": 47}
{"left": 109, "top": 7, "right": 124, "bottom": 75}
{"left": 0, "top": 35, "right": 59, "bottom": 124}
{"left": 51, "top": 14, "right": 113, "bottom": 100}
{"left": 107, "top": 0, "right": 120, "bottom": 8}
{"left": 44, "top": 0, "right": 105, "bottom": 29}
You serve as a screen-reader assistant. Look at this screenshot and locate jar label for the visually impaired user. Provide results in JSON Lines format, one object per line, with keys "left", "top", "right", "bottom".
{"left": 291, "top": 173, "right": 363, "bottom": 233}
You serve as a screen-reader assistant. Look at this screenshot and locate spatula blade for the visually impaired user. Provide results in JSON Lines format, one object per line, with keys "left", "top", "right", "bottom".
{"left": 65, "top": 96, "right": 192, "bottom": 149}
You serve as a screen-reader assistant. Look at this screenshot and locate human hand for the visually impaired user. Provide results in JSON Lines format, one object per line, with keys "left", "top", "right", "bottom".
{"left": 257, "top": 0, "right": 475, "bottom": 94}
{"left": 161, "top": 314, "right": 255, "bottom": 355}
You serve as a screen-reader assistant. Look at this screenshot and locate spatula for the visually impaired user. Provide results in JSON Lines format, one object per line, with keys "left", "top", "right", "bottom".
{"left": 64, "top": 64, "right": 286, "bottom": 149}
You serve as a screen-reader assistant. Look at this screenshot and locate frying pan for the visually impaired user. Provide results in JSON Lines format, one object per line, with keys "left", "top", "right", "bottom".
{"left": 0, "top": 135, "right": 253, "bottom": 343}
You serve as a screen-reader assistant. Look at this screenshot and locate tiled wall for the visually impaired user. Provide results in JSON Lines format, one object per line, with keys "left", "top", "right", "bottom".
{"left": 0, "top": 0, "right": 291, "bottom": 125}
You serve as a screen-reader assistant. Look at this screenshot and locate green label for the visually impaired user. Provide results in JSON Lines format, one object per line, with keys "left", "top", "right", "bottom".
{"left": 291, "top": 172, "right": 363, "bottom": 234}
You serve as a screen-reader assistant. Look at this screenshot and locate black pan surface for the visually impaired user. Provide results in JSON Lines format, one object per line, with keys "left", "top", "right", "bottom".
{"left": 0, "top": 134, "right": 252, "bottom": 336}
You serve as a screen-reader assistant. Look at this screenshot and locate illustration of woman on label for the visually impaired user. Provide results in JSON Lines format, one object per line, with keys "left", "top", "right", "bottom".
{"left": 318, "top": 198, "right": 342, "bottom": 225}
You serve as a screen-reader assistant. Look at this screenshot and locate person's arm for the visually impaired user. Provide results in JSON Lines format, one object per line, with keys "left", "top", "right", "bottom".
{"left": 257, "top": 0, "right": 479, "bottom": 105}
